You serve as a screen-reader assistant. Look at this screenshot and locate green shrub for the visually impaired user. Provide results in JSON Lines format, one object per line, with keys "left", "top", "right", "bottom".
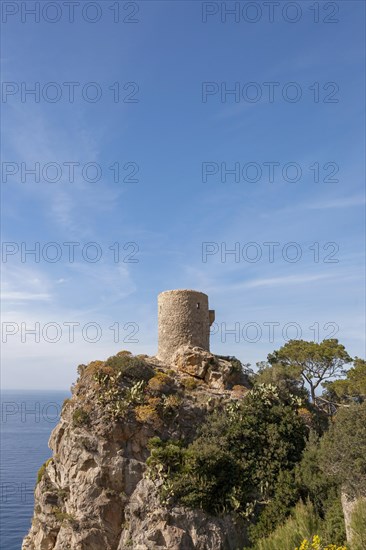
{"left": 91, "top": 355, "right": 155, "bottom": 419}
{"left": 125, "top": 380, "right": 145, "bottom": 404}
{"left": 350, "top": 499, "right": 366, "bottom": 550}
{"left": 53, "top": 507, "right": 76, "bottom": 523}
{"left": 249, "top": 500, "right": 323, "bottom": 550}
{"left": 319, "top": 402, "right": 366, "bottom": 498}
{"left": 148, "top": 372, "right": 174, "bottom": 393}
{"left": 162, "top": 394, "right": 182, "bottom": 416}
{"left": 147, "top": 389, "right": 307, "bottom": 518}
{"left": 72, "top": 408, "right": 89, "bottom": 427}
{"left": 254, "top": 362, "right": 308, "bottom": 403}
{"left": 62, "top": 398, "right": 71, "bottom": 410}
{"left": 249, "top": 470, "right": 300, "bottom": 542}
{"left": 323, "top": 358, "right": 366, "bottom": 404}
{"left": 37, "top": 458, "right": 52, "bottom": 484}
{"left": 104, "top": 354, "right": 154, "bottom": 382}
{"left": 295, "top": 431, "right": 347, "bottom": 546}
{"left": 322, "top": 497, "right": 347, "bottom": 546}
{"left": 77, "top": 364, "right": 87, "bottom": 377}
{"left": 182, "top": 377, "right": 198, "bottom": 391}
{"left": 134, "top": 396, "right": 160, "bottom": 423}
{"left": 294, "top": 536, "right": 348, "bottom": 550}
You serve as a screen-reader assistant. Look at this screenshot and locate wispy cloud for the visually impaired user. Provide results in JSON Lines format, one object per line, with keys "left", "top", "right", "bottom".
{"left": 1, "top": 263, "right": 54, "bottom": 305}
{"left": 3, "top": 103, "right": 125, "bottom": 238}
{"left": 305, "top": 195, "right": 365, "bottom": 210}
{"left": 244, "top": 273, "right": 333, "bottom": 288}
{"left": 2, "top": 291, "right": 51, "bottom": 301}
{"left": 206, "top": 273, "right": 338, "bottom": 293}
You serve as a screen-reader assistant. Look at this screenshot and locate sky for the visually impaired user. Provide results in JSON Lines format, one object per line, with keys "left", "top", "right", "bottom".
{"left": 1, "top": 0, "right": 365, "bottom": 390}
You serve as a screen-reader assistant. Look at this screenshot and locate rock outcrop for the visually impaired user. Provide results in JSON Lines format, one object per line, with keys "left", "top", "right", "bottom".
{"left": 22, "top": 348, "right": 250, "bottom": 550}
{"left": 341, "top": 491, "right": 366, "bottom": 546}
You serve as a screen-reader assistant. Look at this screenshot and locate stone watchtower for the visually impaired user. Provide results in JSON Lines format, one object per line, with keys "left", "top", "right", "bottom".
{"left": 157, "top": 289, "right": 215, "bottom": 364}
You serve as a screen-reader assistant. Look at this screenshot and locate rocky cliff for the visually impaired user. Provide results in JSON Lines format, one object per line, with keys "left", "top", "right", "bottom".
{"left": 22, "top": 347, "right": 250, "bottom": 550}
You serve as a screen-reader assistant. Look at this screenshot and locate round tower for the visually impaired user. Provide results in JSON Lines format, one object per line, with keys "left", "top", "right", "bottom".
{"left": 157, "top": 289, "right": 215, "bottom": 364}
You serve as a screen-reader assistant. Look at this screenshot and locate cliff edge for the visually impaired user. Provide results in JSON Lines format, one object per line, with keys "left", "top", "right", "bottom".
{"left": 22, "top": 347, "right": 250, "bottom": 550}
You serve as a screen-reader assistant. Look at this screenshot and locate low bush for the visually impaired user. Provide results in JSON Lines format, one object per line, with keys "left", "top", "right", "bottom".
{"left": 72, "top": 408, "right": 89, "bottom": 427}
{"left": 147, "top": 387, "right": 307, "bottom": 519}
{"left": 162, "top": 394, "right": 181, "bottom": 415}
{"left": 91, "top": 354, "right": 156, "bottom": 419}
{"left": 53, "top": 507, "right": 76, "bottom": 523}
{"left": 181, "top": 377, "right": 198, "bottom": 391}
{"left": 37, "top": 458, "right": 53, "bottom": 484}
{"left": 148, "top": 372, "right": 174, "bottom": 393}
{"left": 295, "top": 536, "right": 347, "bottom": 550}
{"left": 249, "top": 502, "right": 347, "bottom": 550}
{"left": 350, "top": 499, "right": 366, "bottom": 550}
{"left": 62, "top": 398, "right": 71, "bottom": 410}
{"left": 249, "top": 501, "right": 322, "bottom": 550}
{"left": 104, "top": 353, "right": 155, "bottom": 382}
{"left": 135, "top": 402, "right": 161, "bottom": 426}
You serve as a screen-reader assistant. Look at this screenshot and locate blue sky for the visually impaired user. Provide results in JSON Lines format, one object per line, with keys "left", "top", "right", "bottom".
{"left": 1, "top": 1, "right": 365, "bottom": 389}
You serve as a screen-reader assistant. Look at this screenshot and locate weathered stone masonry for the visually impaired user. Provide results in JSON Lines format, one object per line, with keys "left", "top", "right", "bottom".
{"left": 157, "top": 289, "right": 215, "bottom": 363}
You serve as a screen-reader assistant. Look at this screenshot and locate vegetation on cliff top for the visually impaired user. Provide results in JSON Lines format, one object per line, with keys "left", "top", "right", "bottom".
{"left": 146, "top": 339, "right": 365, "bottom": 549}
{"left": 67, "top": 340, "right": 365, "bottom": 549}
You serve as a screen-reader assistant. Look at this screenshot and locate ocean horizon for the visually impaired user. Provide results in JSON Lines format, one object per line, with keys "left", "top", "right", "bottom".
{"left": 0, "top": 390, "right": 69, "bottom": 550}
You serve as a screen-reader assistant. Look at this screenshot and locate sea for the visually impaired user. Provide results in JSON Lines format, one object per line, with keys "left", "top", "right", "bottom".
{"left": 0, "top": 390, "right": 69, "bottom": 550}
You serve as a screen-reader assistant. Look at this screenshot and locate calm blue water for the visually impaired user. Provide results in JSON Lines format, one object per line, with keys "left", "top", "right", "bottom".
{"left": 0, "top": 390, "right": 68, "bottom": 550}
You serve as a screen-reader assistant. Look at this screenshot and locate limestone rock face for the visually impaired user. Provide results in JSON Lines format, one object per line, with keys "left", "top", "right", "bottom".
{"left": 341, "top": 491, "right": 366, "bottom": 545}
{"left": 119, "top": 478, "right": 246, "bottom": 550}
{"left": 172, "top": 345, "right": 248, "bottom": 390}
{"left": 22, "top": 352, "right": 250, "bottom": 550}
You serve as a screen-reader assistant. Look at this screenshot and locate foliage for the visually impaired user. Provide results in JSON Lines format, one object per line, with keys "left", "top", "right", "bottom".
{"left": 249, "top": 501, "right": 347, "bottom": 550}
{"left": 318, "top": 402, "right": 366, "bottom": 498}
{"left": 91, "top": 353, "right": 155, "bottom": 418}
{"left": 321, "top": 498, "right": 347, "bottom": 547}
{"left": 295, "top": 535, "right": 347, "bottom": 550}
{"left": 181, "top": 376, "right": 199, "bottom": 390}
{"left": 72, "top": 408, "right": 90, "bottom": 427}
{"left": 298, "top": 408, "right": 315, "bottom": 428}
{"left": 296, "top": 402, "right": 366, "bottom": 547}
{"left": 53, "top": 507, "right": 76, "bottom": 523}
{"left": 296, "top": 431, "right": 347, "bottom": 545}
{"left": 72, "top": 406, "right": 88, "bottom": 424}
{"left": 124, "top": 380, "right": 145, "bottom": 403}
{"left": 255, "top": 361, "right": 308, "bottom": 402}
{"left": 249, "top": 500, "right": 322, "bottom": 550}
{"left": 296, "top": 431, "right": 336, "bottom": 513}
{"left": 249, "top": 469, "right": 300, "bottom": 542}
{"left": 148, "top": 372, "right": 174, "bottom": 393}
{"left": 62, "top": 398, "right": 71, "bottom": 410}
{"left": 251, "top": 382, "right": 303, "bottom": 408}
{"left": 135, "top": 397, "right": 162, "bottom": 426}
{"left": 77, "top": 363, "right": 87, "bottom": 377}
{"left": 350, "top": 499, "right": 366, "bottom": 550}
{"left": 323, "top": 358, "right": 366, "bottom": 404}
{"left": 162, "top": 394, "right": 181, "bottom": 417}
{"left": 103, "top": 353, "right": 154, "bottom": 382}
{"left": 37, "top": 458, "right": 52, "bottom": 484}
{"left": 147, "top": 386, "right": 307, "bottom": 518}
{"left": 268, "top": 339, "right": 352, "bottom": 403}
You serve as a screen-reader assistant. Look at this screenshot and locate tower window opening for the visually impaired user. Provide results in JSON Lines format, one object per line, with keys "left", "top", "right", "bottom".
{"left": 196, "top": 302, "right": 200, "bottom": 309}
